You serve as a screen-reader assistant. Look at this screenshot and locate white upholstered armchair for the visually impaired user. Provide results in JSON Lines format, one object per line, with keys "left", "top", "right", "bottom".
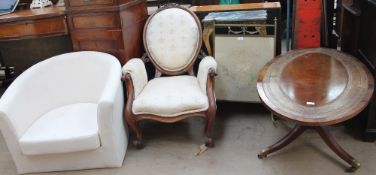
{"left": 122, "top": 5, "right": 217, "bottom": 148}
{"left": 0, "top": 52, "right": 127, "bottom": 174}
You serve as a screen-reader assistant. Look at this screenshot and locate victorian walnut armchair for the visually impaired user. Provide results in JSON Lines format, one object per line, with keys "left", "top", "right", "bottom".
{"left": 122, "top": 5, "right": 217, "bottom": 148}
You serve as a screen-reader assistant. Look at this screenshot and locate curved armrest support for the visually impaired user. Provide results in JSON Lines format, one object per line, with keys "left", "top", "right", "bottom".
{"left": 0, "top": 111, "right": 19, "bottom": 142}
{"left": 98, "top": 65, "right": 122, "bottom": 106}
{"left": 0, "top": 99, "right": 21, "bottom": 139}
{"left": 97, "top": 65, "right": 127, "bottom": 151}
{"left": 122, "top": 59, "right": 148, "bottom": 98}
{"left": 0, "top": 67, "right": 48, "bottom": 138}
{"left": 197, "top": 56, "right": 217, "bottom": 94}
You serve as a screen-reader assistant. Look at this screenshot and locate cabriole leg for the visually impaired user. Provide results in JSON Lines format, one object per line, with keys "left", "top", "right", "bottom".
{"left": 204, "top": 110, "right": 216, "bottom": 147}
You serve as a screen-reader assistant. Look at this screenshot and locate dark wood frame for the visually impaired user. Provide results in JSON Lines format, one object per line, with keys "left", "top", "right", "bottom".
{"left": 123, "top": 4, "right": 216, "bottom": 148}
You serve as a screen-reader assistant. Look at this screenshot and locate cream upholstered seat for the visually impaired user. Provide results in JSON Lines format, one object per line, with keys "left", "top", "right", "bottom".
{"left": 0, "top": 51, "right": 127, "bottom": 174}
{"left": 122, "top": 5, "right": 217, "bottom": 148}
{"left": 132, "top": 76, "right": 209, "bottom": 116}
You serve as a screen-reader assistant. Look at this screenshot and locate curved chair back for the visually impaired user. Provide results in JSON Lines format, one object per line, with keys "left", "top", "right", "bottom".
{"left": 143, "top": 5, "right": 202, "bottom": 75}
{"left": 0, "top": 52, "right": 120, "bottom": 137}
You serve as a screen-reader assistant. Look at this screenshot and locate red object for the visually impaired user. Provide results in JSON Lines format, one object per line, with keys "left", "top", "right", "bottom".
{"left": 293, "top": 0, "right": 322, "bottom": 49}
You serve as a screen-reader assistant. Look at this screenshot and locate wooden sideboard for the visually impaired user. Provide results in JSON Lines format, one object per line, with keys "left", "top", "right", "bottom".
{"left": 0, "top": 7, "right": 68, "bottom": 41}
{"left": 0, "top": 0, "right": 148, "bottom": 65}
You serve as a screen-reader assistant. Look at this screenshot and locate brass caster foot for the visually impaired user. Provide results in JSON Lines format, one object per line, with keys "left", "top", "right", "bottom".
{"left": 271, "top": 114, "right": 279, "bottom": 127}
{"left": 346, "top": 160, "right": 360, "bottom": 173}
{"left": 205, "top": 138, "right": 215, "bottom": 148}
{"left": 258, "top": 150, "right": 268, "bottom": 159}
{"left": 133, "top": 140, "right": 145, "bottom": 149}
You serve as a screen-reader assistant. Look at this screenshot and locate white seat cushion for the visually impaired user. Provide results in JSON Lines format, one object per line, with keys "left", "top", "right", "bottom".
{"left": 19, "top": 103, "right": 100, "bottom": 155}
{"left": 133, "top": 75, "right": 208, "bottom": 117}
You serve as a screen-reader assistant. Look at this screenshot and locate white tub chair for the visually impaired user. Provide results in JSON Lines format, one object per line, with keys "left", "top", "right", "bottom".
{"left": 0, "top": 51, "right": 127, "bottom": 174}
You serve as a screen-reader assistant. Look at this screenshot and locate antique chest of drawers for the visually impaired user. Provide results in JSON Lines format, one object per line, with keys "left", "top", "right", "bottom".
{"left": 64, "top": 0, "right": 148, "bottom": 64}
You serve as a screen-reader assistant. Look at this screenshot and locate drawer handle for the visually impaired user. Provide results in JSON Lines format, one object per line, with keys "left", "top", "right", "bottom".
{"left": 83, "top": 0, "right": 94, "bottom": 2}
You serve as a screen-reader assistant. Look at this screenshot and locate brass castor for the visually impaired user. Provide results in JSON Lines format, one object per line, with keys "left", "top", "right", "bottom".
{"left": 347, "top": 160, "right": 361, "bottom": 173}
{"left": 257, "top": 153, "right": 267, "bottom": 159}
{"left": 133, "top": 140, "right": 145, "bottom": 149}
{"left": 271, "top": 114, "right": 280, "bottom": 127}
{"left": 258, "top": 150, "right": 268, "bottom": 159}
{"left": 205, "top": 138, "right": 215, "bottom": 148}
{"left": 271, "top": 114, "right": 279, "bottom": 122}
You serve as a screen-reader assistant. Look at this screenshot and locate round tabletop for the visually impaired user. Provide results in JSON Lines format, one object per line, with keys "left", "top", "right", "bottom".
{"left": 257, "top": 48, "right": 374, "bottom": 126}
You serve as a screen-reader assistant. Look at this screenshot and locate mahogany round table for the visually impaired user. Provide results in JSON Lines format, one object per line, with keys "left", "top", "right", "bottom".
{"left": 257, "top": 48, "right": 374, "bottom": 172}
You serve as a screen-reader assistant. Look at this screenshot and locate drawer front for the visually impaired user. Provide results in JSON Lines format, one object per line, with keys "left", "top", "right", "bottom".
{"left": 0, "top": 16, "right": 67, "bottom": 41}
{"left": 71, "top": 30, "right": 123, "bottom": 53}
{"left": 66, "top": 0, "right": 115, "bottom": 7}
{"left": 70, "top": 13, "right": 120, "bottom": 30}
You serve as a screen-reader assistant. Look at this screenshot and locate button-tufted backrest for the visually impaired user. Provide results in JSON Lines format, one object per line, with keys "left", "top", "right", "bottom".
{"left": 143, "top": 6, "right": 202, "bottom": 75}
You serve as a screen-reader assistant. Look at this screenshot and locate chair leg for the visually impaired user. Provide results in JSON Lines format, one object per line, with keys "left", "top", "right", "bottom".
{"left": 125, "top": 116, "right": 144, "bottom": 149}
{"left": 204, "top": 109, "right": 216, "bottom": 147}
